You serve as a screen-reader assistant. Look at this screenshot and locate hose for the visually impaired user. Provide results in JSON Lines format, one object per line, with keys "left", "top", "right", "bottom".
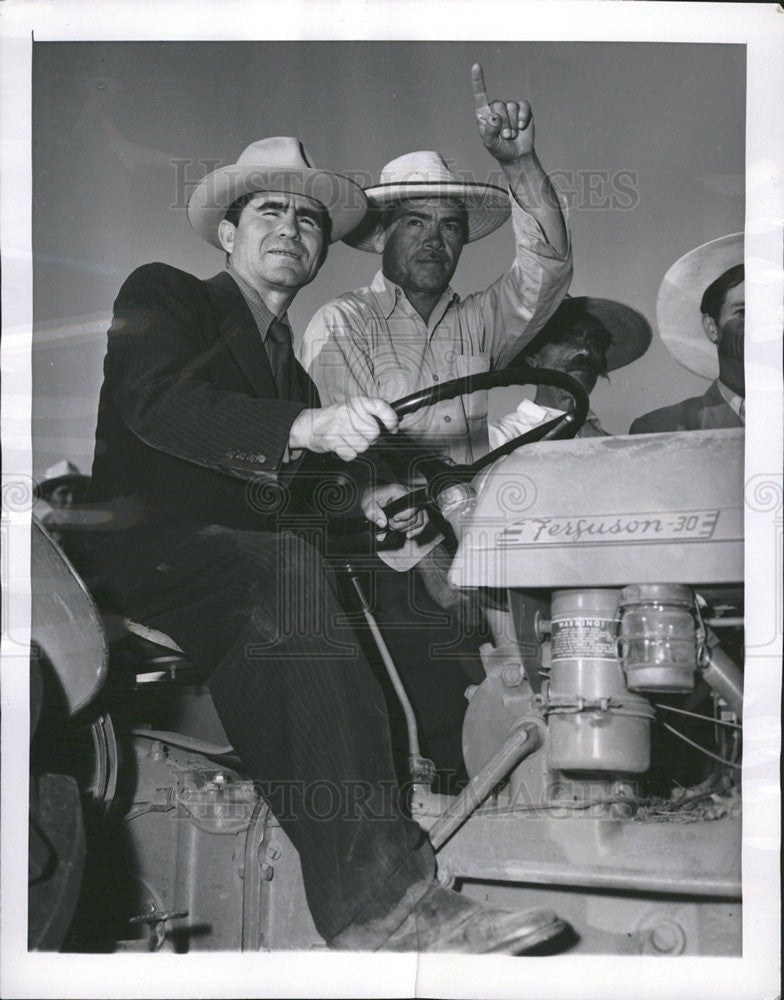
{"left": 343, "top": 563, "right": 423, "bottom": 763}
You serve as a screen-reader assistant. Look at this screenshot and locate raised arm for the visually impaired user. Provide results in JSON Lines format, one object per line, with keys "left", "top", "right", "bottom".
{"left": 472, "top": 63, "right": 568, "bottom": 259}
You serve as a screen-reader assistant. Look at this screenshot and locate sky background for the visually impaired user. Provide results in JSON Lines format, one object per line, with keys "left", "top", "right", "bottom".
{"left": 31, "top": 40, "right": 746, "bottom": 477}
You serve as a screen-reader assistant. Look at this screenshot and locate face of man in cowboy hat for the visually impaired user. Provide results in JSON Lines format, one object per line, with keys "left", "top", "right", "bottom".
{"left": 35, "top": 460, "right": 90, "bottom": 507}
{"left": 188, "top": 136, "right": 367, "bottom": 250}
{"left": 525, "top": 322, "right": 611, "bottom": 396}
{"left": 379, "top": 197, "right": 469, "bottom": 297}
{"left": 511, "top": 296, "right": 650, "bottom": 415}
{"left": 700, "top": 266, "right": 745, "bottom": 394}
{"left": 45, "top": 482, "right": 82, "bottom": 509}
{"left": 708, "top": 281, "right": 745, "bottom": 363}
{"left": 517, "top": 296, "right": 651, "bottom": 392}
{"left": 218, "top": 192, "right": 329, "bottom": 298}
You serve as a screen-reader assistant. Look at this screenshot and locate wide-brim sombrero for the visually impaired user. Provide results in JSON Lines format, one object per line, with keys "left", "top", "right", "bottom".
{"left": 516, "top": 296, "right": 652, "bottom": 372}
{"left": 656, "top": 233, "right": 744, "bottom": 378}
{"left": 343, "top": 150, "right": 510, "bottom": 252}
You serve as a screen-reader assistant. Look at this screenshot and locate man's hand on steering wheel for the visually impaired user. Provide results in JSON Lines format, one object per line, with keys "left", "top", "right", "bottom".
{"left": 361, "top": 483, "right": 429, "bottom": 539}
{"left": 289, "top": 396, "right": 399, "bottom": 462}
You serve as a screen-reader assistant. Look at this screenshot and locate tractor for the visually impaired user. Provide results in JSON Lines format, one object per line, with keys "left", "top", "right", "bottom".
{"left": 29, "top": 368, "right": 743, "bottom": 956}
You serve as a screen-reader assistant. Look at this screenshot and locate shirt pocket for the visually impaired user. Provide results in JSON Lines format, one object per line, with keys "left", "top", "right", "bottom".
{"left": 454, "top": 352, "right": 491, "bottom": 420}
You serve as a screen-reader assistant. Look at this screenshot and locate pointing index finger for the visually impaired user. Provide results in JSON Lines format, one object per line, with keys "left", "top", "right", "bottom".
{"left": 471, "top": 63, "right": 490, "bottom": 114}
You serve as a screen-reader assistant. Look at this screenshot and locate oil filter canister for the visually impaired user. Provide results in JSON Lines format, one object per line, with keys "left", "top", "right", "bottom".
{"left": 546, "top": 589, "right": 653, "bottom": 773}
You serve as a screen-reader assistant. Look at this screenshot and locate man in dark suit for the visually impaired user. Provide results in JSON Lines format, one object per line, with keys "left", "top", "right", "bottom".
{"left": 630, "top": 234, "right": 744, "bottom": 434}
{"left": 78, "top": 136, "right": 567, "bottom": 953}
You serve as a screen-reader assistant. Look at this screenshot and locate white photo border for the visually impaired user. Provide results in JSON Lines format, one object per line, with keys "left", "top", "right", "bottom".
{"left": 2, "top": 2, "right": 781, "bottom": 998}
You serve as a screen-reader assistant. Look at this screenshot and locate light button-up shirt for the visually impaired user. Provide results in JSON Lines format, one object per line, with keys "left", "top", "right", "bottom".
{"left": 300, "top": 197, "right": 572, "bottom": 466}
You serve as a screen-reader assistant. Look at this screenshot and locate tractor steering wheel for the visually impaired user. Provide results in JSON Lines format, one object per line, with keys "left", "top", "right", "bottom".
{"left": 379, "top": 365, "right": 590, "bottom": 520}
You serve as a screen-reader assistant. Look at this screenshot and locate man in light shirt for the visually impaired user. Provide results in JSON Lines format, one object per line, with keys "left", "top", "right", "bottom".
{"left": 298, "top": 65, "right": 572, "bottom": 793}
{"left": 300, "top": 64, "right": 572, "bottom": 466}
{"left": 630, "top": 234, "right": 744, "bottom": 433}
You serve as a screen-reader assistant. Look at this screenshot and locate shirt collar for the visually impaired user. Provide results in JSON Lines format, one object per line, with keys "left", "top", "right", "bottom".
{"left": 716, "top": 379, "right": 745, "bottom": 422}
{"left": 370, "top": 268, "right": 458, "bottom": 324}
{"left": 226, "top": 266, "right": 279, "bottom": 337}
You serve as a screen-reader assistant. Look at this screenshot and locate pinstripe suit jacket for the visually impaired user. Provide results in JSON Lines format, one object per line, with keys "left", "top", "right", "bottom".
{"left": 85, "top": 263, "right": 321, "bottom": 577}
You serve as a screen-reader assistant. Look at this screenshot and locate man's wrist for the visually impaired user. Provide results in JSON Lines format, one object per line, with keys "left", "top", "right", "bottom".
{"left": 500, "top": 150, "right": 539, "bottom": 176}
{"left": 501, "top": 150, "right": 536, "bottom": 167}
{"left": 288, "top": 409, "right": 313, "bottom": 451}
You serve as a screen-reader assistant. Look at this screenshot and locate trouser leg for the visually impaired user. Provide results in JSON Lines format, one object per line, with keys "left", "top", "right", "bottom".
{"left": 118, "top": 526, "right": 434, "bottom": 943}
{"left": 337, "top": 556, "right": 487, "bottom": 792}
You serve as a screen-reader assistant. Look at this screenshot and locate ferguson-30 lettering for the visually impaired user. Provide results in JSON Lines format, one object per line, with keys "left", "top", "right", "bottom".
{"left": 498, "top": 509, "right": 720, "bottom": 548}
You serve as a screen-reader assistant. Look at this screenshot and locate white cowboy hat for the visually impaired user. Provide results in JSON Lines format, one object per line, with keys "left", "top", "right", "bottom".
{"left": 344, "top": 150, "right": 511, "bottom": 252}
{"left": 188, "top": 136, "right": 368, "bottom": 248}
{"left": 656, "top": 233, "right": 744, "bottom": 378}
{"left": 35, "top": 460, "right": 90, "bottom": 499}
{"left": 517, "top": 296, "right": 652, "bottom": 372}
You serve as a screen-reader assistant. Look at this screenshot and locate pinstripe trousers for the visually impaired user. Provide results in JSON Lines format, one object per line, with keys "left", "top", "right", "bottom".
{"left": 110, "top": 522, "right": 435, "bottom": 944}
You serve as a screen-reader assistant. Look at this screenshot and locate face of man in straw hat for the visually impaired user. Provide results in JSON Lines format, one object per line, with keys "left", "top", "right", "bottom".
{"left": 380, "top": 198, "right": 468, "bottom": 298}
{"left": 526, "top": 323, "right": 611, "bottom": 396}
{"left": 218, "top": 192, "right": 328, "bottom": 297}
{"left": 703, "top": 280, "right": 745, "bottom": 365}
{"left": 700, "top": 268, "right": 745, "bottom": 396}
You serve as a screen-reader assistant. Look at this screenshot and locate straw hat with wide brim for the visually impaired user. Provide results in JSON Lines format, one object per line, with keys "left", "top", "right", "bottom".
{"left": 656, "top": 233, "right": 744, "bottom": 378}
{"left": 187, "top": 136, "right": 368, "bottom": 248}
{"left": 516, "top": 296, "right": 652, "bottom": 372}
{"left": 344, "top": 150, "right": 511, "bottom": 252}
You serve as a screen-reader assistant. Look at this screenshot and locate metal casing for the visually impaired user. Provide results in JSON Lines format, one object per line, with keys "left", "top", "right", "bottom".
{"left": 449, "top": 429, "right": 743, "bottom": 588}
{"left": 31, "top": 518, "right": 108, "bottom": 715}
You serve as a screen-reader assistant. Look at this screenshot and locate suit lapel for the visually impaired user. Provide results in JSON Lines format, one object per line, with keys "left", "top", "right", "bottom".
{"left": 203, "top": 271, "right": 277, "bottom": 399}
{"left": 700, "top": 382, "right": 743, "bottom": 429}
{"left": 203, "top": 270, "right": 319, "bottom": 406}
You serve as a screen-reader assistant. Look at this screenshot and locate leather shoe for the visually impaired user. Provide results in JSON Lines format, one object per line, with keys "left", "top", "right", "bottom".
{"left": 377, "top": 883, "right": 569, "bottom": 954}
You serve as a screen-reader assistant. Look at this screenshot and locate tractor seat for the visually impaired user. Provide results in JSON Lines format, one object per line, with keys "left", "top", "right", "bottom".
{"left": 113, "top": 618, "right": 233, "bottom": 752}
{"left": 123, "top": 618, "right": 184, "bottom": 652}
{"left": 122, "top": 617, "right": 186, "bottom": 680}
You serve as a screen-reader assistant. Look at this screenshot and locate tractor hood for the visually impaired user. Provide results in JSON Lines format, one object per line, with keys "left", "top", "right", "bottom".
{"left": 449, "top": 428, "right": 744, "bottom": 588}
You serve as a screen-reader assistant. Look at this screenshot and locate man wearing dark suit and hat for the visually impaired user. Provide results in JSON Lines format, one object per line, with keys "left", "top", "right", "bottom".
{"left": 630, "top": 234, "right": 744, "bottom": 434}
{"left": 76, "top": 135, "right": 569, "bottom": 954}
